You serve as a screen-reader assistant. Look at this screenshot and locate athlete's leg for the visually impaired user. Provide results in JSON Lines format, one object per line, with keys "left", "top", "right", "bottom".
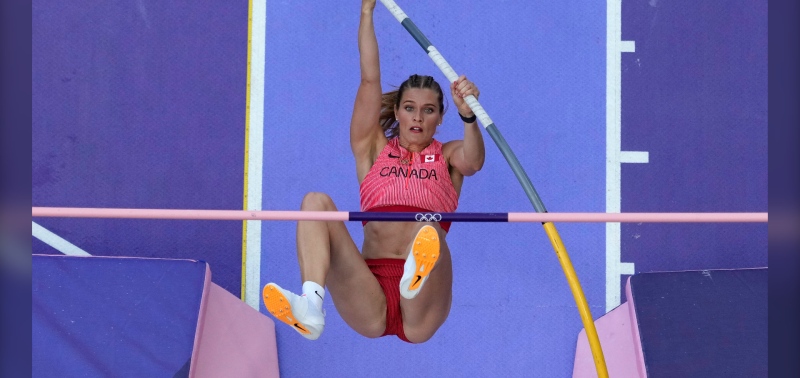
{"left": 295, "top": 192, "right": 387, "bottom": 338}
{"left": 398, "top": 223, "right": 453, "bottom": 343}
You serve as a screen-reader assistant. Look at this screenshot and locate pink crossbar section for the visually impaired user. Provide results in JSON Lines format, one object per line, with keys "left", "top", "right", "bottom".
{"left": 32, "top": 207, "right": 350, "bottom": 221}
{"left": 626, "top": 277, "right": 647, "bottom": 378}
{"left": 509, "top": 212, "right": 767, "bottom": 223}
{"left": 190, "top": 283, "right": 279, "bottom": 377}
{"left": 571, "top": 302, "right": 641, "bottom": 378}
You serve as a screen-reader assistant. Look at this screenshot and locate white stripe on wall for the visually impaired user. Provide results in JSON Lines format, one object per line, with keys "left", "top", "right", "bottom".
{"left": 32, "top": 221, "right": 91, "bottom": 256}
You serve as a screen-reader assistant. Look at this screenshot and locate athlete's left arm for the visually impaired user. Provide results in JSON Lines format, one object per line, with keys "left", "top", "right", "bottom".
{"left": 445, "top": 76, "right": 485, "bottom": 177}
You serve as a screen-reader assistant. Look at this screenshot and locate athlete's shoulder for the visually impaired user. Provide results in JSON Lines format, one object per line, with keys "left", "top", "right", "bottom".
{"left": 440, "top": 139, "right": 463, "bottom": 155}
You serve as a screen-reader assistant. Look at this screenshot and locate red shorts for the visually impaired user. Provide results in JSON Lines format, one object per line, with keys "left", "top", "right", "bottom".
{"left": 365, "top": 258, "right": 412, "bottom": 343}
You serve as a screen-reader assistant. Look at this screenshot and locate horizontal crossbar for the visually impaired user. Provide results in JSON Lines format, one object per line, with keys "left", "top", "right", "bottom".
{"left": 31, "top": 207, "right": 768, "bottom": 223}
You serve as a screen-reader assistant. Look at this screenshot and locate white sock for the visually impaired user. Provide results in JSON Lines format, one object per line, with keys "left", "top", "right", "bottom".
{"left": 302, "top": 281, "right": 325, "bottom": 310}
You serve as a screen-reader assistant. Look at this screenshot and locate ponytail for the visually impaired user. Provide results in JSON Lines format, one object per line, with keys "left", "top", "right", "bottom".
{"left": 379, "top": 90, "right": 401, "bottom": 138}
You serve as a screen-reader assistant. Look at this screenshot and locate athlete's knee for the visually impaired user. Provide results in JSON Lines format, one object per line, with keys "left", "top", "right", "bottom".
{"left": 360, "top": 323, "right": 387, "bottom": 339}
{"left": 301, "top": 192, "right": 336, "bottom": 211}
{"left": 402, "top": 325, "right": 439, "bottom": 344}
{"left": 350, "top": 316, "right": 387, "bottom": 339}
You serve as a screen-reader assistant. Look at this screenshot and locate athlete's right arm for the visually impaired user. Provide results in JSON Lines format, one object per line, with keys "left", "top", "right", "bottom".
{"left": 350, "top": 0, "right": 386, "bottom": 168}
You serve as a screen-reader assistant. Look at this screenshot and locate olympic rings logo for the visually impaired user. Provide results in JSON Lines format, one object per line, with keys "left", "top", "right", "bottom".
{"left": 415, "top": 213, "right": 442, "bottom": 222}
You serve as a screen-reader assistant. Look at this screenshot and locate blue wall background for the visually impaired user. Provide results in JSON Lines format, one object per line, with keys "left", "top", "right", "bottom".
{"left": 32, "top": 0, "right": 766, "bottom": 376}
{"left": 260, "top": 2, "right": 605, "bottom": 376}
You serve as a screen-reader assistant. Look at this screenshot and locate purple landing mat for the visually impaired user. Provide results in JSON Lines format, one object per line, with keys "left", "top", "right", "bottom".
{"left": 630, "top": 268, "right": 767, "bottom": 377}
{"left": 32, "top": 254, "right": 208, "bottom": 377}
{"left": 574, "top": 268, "right": 767, "bottom": 378}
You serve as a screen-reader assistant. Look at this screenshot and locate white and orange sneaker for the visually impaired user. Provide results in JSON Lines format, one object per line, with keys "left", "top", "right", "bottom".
{"left": 263, "top": 283, "right": 325, "bottom": 340}
{"left": 399, "top": 225, "right": 441, "bottom": 299}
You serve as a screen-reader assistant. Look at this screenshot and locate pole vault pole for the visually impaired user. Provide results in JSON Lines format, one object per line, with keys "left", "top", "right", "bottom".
{"left": 376, "top": 0, "right": 609, "bottom": 376}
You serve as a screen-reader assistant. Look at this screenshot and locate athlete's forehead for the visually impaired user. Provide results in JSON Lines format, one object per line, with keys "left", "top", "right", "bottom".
{"left": 399, "top": 88, "right": 439, "bottom": 107}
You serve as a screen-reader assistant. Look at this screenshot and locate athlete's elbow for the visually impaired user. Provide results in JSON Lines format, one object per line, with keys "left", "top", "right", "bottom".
{"left": 461, "top": 161, "right": 484, "bottom": 177}
{"left": 360, "top": 76, "right": 380, "bottom": 86}
{"left": 470, "top": 157, "right": 485, "bottom": 174}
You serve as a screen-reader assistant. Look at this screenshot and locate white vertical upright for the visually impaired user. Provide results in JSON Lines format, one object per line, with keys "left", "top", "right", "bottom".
{"left": 606, "top": 0, "right": 645, "bottom": 312}
{"left": 243, "top": 0, "right": 267, "bottom": 310}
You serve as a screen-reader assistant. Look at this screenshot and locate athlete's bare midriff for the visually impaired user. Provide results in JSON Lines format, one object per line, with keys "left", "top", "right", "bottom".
{"left": 360, "top": 221, "right": 447, "bottom": 259}
{"left": 357, "top": 139, "right": 462, "bottom": 260}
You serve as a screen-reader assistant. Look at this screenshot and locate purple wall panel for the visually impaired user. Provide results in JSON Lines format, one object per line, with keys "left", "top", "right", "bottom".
{"left": 32, "top": 1, "right": 248, "bottom": 295}
{"left": 619, "top": 0, "right": 767, "bottom": 275}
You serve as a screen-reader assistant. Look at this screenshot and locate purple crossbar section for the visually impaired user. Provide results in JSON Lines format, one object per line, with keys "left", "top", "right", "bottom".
{"left": 348, "top": 211, "right": 509, "bottom": 222}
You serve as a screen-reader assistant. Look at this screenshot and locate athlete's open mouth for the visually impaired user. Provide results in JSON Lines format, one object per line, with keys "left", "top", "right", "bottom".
{"left": 410, "top": 127, "right": 422, "bottom": 133}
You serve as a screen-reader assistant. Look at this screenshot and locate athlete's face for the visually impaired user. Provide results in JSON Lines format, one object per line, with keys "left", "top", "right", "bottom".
{"left": 395, "top": 88, "right": 442, "bottom": 146}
